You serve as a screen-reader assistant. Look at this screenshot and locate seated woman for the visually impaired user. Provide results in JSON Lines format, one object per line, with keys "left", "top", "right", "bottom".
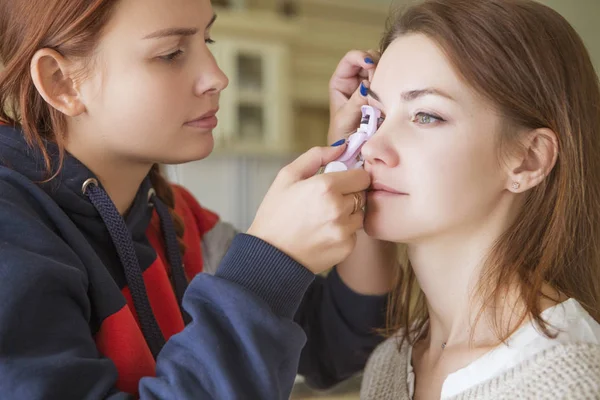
{"left": 354, "top": 0, "right": 600, "bottom": 398}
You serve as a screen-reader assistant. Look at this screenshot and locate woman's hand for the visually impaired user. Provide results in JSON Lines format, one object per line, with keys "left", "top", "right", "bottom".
{"left": 328, "top": 49, "right": 380, "bottom": 145}
{"left": 247, "top": 144, "right": 370, "bottom": 274}
{"left": 328, "top": 49, "right": 397, "bottom": 296}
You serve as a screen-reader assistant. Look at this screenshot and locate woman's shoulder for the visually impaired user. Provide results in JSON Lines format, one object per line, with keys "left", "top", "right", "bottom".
{"left": 527, "top": 342, "right": 600, "bottom": 378}
{"left": 370, "top": 332, "right": 409, "bottom": 357}
{"left": 552, "top": 298, "right": 600, "bottom": 343}
{"left": 365, "top": 329, "right": 420, "bottom": 371}
{"left": 360, "top": 332, "right": 412, "bottom": 400}
{"left": 0, "top": 165, "right": 57, "bottom": 223}
{"left": 457, "top": 343, "right": 600, "bottom": 399}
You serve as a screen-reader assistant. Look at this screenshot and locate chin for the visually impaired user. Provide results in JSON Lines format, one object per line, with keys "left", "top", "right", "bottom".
{"left": 187, "top": 138, "right": 215, "bottom": 162}
{"left": 161, "top": 135, "right": 215, "bottom": 164}
{"left": 364, "top": 210, "right": 422, "bottom": 244}
{"left": 364, "top": 212, "right": 399, "bottom": 242}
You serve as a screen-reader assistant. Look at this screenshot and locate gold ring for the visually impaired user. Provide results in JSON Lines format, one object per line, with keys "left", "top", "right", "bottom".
{"left": 352, "top": 192, "right": 364, "bottom": 214}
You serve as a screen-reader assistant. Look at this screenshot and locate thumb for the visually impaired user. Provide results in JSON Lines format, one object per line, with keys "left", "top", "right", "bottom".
{"left": 330, "top": 81, "right": 370, "bottom": 140}
{"left": 283, "top": 144, "right": 347, "bottom": 182}
{"left": 348, "top": 80, "right": 370, "bottom": 108}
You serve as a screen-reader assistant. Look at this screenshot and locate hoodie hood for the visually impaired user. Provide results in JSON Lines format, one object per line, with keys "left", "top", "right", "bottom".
{"left": 0, "top": 122, "right": 186, "bottom": 357}
{"left": 0, "top": 123, "right": 153, "bottom": 237}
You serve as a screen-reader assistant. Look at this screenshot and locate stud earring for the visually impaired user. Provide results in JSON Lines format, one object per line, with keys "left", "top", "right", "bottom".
{"left": 512, "top": 181, "right": 521, "bottom": 190}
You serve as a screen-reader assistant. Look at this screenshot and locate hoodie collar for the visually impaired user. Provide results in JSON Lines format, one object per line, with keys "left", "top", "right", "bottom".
{"left": 0, "top": 123, "right": 154, "bottom": 236}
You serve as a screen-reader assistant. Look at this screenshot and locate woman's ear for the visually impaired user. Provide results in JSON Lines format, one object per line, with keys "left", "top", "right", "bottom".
{"left": 30, "top": 48, "right": 86, "bottom": 117}
{"left": 506, "top": 128, "right": 558, "bottom": 193}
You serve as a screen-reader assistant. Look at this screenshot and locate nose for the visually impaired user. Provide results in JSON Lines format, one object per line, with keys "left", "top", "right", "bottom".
{"left": 362, "top": 124, "right": 400, "bottom": 168}
{"left": 194, "top": 50, "right": 229, "bottom": 96}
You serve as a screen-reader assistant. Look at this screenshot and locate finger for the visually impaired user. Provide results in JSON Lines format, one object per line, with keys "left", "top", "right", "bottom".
{"left": 283, "top": 145, "right": 348, "bottom": 182}
{"left": 323, "top": 168, "right": 371, "bottom": 195}
{"left": 351, "top": 81, "right": 370, "bottom": 105}
{"left": 338, "top": 82, "right": 369, "bottom": 117}
{"left": 365, "top": 50, "right": 380, "bottom": 81}
{"left": 331, "top": 50, "right": 378, "bottom": 83}
{"left": 358, "top": 69, "right": 371, "bottom": 80}
{"left": 332, "top": 83, "right": 370, "bottom": 136}
{"left": 345, "top": 211, "right": 365, "bottom": 233}
{"left": 342, "top": 191, "right": 367, "bottom": 215}
{"left": 346, "top": 50, "right": 380, "bottom": 80}
{"left": 328, "top": 78, "right": 362, "bottom": 113}
{"left": 365, "top": 49, "right": 381, "bottom": 64}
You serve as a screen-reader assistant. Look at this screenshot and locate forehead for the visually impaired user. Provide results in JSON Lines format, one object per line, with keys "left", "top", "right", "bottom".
{"left": 105, "top": 0, "right": 213, "bottom": 37}
{"left": 372, "top": 34, "right": 470, "bottom": 104}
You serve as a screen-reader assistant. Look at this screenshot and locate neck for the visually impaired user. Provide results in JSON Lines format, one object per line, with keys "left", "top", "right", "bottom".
{"left": 65, "top": 140, "right": 151, "bottom": 215}
{"left": 91, "top": 157, "right": 151, "bottom": 215}
{"left": 408, "top": 196, "right": 522, "bottom": 352}
{"left": 409, "top": 234, "right": 497, "bottom": 351}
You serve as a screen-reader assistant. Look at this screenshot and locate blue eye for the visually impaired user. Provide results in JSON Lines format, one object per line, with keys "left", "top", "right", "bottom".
{"left": 412, "top": 112, "right": 444, "bottom": 125}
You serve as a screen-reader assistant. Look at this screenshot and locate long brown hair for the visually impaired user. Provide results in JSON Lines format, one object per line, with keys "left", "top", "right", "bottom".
{"left": 0, "top": 0, "right": 186, "bottom": 253}
{"left": 382, "top": 0, "right": 600, "bottom": 344}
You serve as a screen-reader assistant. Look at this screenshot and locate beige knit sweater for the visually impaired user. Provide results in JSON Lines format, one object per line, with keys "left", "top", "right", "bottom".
{"left": 360, "top": 335, "right": 600, "bottom": 399}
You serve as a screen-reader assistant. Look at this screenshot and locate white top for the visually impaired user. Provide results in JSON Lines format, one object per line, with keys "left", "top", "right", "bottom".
{"left": 406, "top": 298, "right": 600, "bottom": 399}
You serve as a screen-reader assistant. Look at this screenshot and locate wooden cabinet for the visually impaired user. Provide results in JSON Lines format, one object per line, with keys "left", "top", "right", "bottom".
{"left": 211, "top": 37, "right": 293, "bottom": 154}
{"left": 209, "top": 7, "right": 385, "bottom": 153}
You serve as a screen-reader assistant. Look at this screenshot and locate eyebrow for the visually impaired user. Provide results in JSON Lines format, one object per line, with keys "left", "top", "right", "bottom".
{"left": 402, "top": 88, "right": 456, "bottom": 102}
{"left": 368, "top": 87, "right": 456, "bottom": 103}
{"left": 143, "top": 14, "right": 218, "bottom": 40}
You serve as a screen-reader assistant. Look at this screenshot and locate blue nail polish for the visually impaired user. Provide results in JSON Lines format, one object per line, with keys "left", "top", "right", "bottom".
{"left": 365, "top": 57, "right": 374, "bottom": 64}
{"left": 331, "top": 139, "right": 346, "bottom": 147}
{"left": 360, "top": 82, "right": 368, "bottom": 97}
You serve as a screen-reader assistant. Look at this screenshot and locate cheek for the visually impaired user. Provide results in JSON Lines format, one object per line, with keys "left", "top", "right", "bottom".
{"left": 417, "top": 136, "right": 504, "bottom": 218}
{"left": 421, "top": 130, "right": 499, "bottom": 186}
{"left": 364, "top": 135, "right": 504, "bottom": 242}
{"left": 75, "top": 51, "right": 215, "bottom": 164}
{"left": 93, "top": 65, "right": 189, "bottom": 149}
{"left": 106, "top": 71, "right": 181, "bottom": 125}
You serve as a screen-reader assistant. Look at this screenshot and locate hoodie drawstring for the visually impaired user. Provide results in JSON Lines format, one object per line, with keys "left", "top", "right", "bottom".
{"left": 83, "top": 178, "right": 189, "bottom": 358}
{"left": 149, "top": 192, "right": 191, "bottom": 325}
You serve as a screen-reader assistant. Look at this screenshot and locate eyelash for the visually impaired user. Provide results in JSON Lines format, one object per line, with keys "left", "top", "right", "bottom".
{"left": 159, "top": 38, "right": 216, "bottom": 62}
{"left": 411, "top": 112, "right": 445, "bottom": 126}
{"left": 160, "top": 49, "right": 184, "bottom": 62}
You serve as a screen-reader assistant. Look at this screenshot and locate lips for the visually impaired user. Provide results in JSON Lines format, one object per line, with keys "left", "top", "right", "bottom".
{"left": 185, "top": 108, "right": 219, "bottom": 130}
{"left": 369, "top": 182, "right": 407, "bottom": 195}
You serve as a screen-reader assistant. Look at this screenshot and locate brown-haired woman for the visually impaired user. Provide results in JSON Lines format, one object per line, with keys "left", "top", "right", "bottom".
{"left": 0, "top": 0, "right": 395, "bottom": 398}
{"left": 352, "top": 0, "right": 600, "bottom": 398}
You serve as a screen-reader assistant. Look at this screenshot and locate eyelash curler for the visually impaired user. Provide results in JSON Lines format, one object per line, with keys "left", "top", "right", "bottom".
{"left": 324, "top": 105, "right": 382, "bottom": 173}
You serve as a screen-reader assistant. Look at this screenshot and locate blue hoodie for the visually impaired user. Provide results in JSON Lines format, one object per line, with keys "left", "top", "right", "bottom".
{"left": 0, "top": 123, "right": 387, "bottom": 399}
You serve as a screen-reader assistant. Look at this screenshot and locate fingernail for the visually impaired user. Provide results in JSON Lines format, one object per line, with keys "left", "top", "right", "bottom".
{"left": 364, "top": 57, "right": 374, "bottom": 64}
{"left": 331, "top": 139, "right": 346, "bottom": 147}
{"left": 360, "top": 82, "right": 368, "bottom": 97}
